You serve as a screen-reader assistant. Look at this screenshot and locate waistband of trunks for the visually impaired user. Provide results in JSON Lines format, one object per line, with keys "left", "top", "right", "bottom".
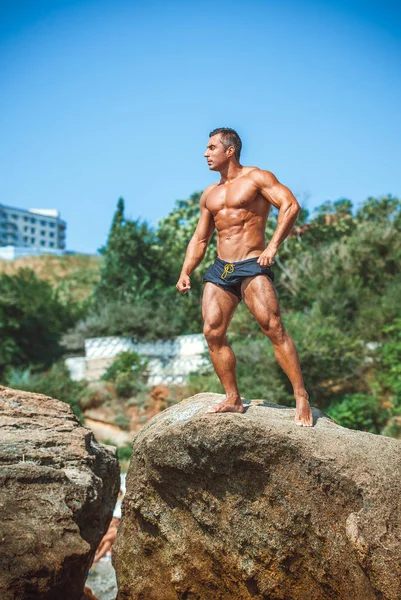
{"left": 215, "top": 256, "right": 260, "bottom": 267}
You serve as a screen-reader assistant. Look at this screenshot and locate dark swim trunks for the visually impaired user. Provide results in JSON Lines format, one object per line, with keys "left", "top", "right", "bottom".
{"left": 203, "top": 256, "right": 274, "bottom": 301}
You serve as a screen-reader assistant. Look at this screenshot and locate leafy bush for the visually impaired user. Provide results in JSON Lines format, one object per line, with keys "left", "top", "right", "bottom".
{"left": 114, "top": 412, "right": 131, "bottom": 430}
{"left": 117, "top": 443, "right": 133, "bottom": 462}
{"left": 101, "top": 350, "right": 149, "bottom": 398}
{"left": 280, "top": 308, "right": 367, "bottom": 406}
{"left": 327, "top": 393, "right": 393, "bottom": 434}
{"left": 102, "top": 350, "right": 146, "bottom": 381}
{"left": 70, "top": 299, "right": 186, "bottom": 341}
{"left": 127, "top": 396, "right": 142, "bottom": 407}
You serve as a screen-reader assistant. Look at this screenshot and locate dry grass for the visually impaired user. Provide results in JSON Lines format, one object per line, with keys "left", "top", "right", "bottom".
{"left": 0, "top": 253, "right": 103, "bottom": 303}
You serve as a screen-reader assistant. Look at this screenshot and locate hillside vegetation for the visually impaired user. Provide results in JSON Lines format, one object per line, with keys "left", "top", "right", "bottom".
{"left": 0, "top": 253, "right": 102, "bottom": 304}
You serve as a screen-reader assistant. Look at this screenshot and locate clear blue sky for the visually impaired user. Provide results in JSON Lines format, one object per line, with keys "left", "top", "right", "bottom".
{"left": 1, "top": 0, "right": 400, "bottom": 254}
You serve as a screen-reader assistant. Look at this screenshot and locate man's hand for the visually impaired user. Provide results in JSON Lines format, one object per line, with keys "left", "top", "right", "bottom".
{"left": 257, "top": 245, "right": 277, "bottom": 267}
{"left": 176, "top": 274, "right": 191, "bottom": 294}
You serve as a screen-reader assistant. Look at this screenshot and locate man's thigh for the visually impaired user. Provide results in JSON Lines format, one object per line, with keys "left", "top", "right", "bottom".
{"left": 202, "top": 282, "right": 239, "bottom": 331}
{"left": 241, "top": 274, "right": 280, "bottom": 321}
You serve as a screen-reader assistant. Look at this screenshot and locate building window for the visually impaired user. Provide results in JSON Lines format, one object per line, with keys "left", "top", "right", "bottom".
{"left": 12, "top": 214, "right": 18, "bottom": 219}
{"left": 23, "top": 216, "right": 28, "bottom": 221}
{"left": 30, "top": 217, "right": 36, "bottom": 223}
{"left": 40, "top": 220, "right": 47, "bottom": 226}
{"left": 31, "top": 227, "right": 35, "bottom": 233}
{"left": 49, "top": 232, "right": 55, "bottom": 238}
{"left": 24, "top": 226, "right": 28, "bottom": 232}
{"left": 40, "top": 240, "right": 46, "bottom": 246}
{"left": 31, "top": 237, "right": 35, "bottom": 243}
{"left": 40, "top": 230, "right": 45, "bottom": 236}
{"left": 49, "top": 222, "right": 55, "bottom": 228}
{"left": 49, "top": 242, "right": 54, "bottom": 248}
{"left": 24, "top": 236, "right": 28, "bottom": 242}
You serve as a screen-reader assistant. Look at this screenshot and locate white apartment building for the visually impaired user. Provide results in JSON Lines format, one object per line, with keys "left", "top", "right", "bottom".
{"left": 0, "top": 204, "right": 66, "bottom": 259}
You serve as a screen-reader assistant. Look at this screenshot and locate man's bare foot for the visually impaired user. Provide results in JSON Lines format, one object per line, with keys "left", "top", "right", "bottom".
{"left": 206, "top": 396, "right": 244, "bottom": 414}
{"left": 294, "top": 391, "right": 313, "bottom": 427}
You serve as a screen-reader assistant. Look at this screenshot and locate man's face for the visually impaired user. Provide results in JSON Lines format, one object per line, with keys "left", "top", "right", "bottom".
{"left": 204, "top": 134, "right": 231, "bottom": 171}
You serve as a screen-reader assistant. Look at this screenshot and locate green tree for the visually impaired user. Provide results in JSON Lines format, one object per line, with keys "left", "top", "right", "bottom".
{"left": 94, "top": 198, "right": 167, "bottom": 305}
{"left": 0, "top": 269, "right": 77, "bottom": 378}
{"left": 88, "top": 197, "right": 187, "bottom": 339}
{"left": 101, "top": 350, "right": 149, "bottom": 397}
{"left": 356, "top": 194, "right": 401, "bottom": 225}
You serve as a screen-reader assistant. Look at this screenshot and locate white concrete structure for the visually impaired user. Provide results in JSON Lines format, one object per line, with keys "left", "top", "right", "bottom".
{"left": 85, "top": 337, "right": 136, "bottom": 360}
{"left": 65, "top": 357, "right": 87, "bottom": 382}
{"left": 66, "top": 334, "right": 209, "bottom": 386}
{"left": 0, "top": 203, "right": 66, "bottom": 259}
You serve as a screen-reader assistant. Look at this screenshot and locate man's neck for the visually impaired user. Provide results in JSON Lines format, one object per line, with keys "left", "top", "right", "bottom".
{"left": 219, "top": 161, "right": 243, "bottom": 184}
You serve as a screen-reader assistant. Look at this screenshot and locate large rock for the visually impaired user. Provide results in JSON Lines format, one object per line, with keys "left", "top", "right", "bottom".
{"left": 0, "top": 386, "right": 120, "bottom": 600}
{"left": 113, "top": 393, "right": 401, "bottom": 600}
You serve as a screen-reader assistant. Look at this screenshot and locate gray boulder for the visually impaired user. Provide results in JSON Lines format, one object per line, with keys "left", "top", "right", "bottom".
{"left": 0, "top": 385, "right": 120, "bottom": 600}
{"left": 113, "top": 393, "right": 401, "bottom": 600}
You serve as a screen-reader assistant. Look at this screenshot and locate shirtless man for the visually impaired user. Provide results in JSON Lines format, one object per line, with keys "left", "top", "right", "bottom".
{"left": 176, "top": 127, "right": 313, "bottom": 427}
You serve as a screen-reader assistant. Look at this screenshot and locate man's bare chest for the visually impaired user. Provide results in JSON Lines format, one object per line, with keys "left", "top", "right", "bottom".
{"left": 206, "top": 178, "right": 260, "bottom": 216}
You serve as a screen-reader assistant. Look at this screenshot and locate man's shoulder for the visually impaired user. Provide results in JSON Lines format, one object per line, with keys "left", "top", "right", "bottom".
{"left": 201, "top": 182, "right": 219, "bottom": 198}
{"left": 243, "top": 165, "right": 261, "bottom": 173}
{"left": 204, "top": 182, "right": 219, "bottom": 192}
{"left": 199, "top": 183, "right": 219, "bottom": 209}
{"left": 244, "top": 166, "right": 275, "bottom": 178}
{"left": 245, "top": 167, "right": 277, "bottom": 186}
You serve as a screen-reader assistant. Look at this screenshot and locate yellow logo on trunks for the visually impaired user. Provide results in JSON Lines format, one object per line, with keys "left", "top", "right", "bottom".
{"left": 221, "top": 263, "right": 234, "bottom": 279}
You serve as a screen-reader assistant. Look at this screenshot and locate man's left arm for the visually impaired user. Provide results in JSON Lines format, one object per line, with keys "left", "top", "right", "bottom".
{"left": 252, "top": 169, "right": 301, "bottom": 267}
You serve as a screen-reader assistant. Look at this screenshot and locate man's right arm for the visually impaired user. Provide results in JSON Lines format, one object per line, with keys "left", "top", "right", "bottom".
{"left": 176, "top": 190, "right": 215, "bottom": 294}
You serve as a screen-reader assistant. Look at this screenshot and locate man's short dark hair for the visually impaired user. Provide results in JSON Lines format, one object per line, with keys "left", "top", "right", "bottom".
{"left": 209, "top": 127, "right": 242, "bottom": 161}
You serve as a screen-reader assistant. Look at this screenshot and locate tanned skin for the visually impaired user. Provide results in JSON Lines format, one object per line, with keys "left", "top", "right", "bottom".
{"left": 176, "top": 133, "right": 313, "bottom": 426}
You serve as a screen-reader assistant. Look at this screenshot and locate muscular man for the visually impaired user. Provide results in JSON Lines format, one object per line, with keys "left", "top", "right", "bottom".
{"left": 176, "top": 127, "right": 313, "bottom": 427}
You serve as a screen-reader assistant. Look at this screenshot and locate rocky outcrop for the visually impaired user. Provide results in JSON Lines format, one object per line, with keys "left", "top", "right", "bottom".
{"left": 113, "top": 393, "right": 401, "bottom": 600}
{"left": 0, "top": 386, "right": 120, "bottom": 600}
